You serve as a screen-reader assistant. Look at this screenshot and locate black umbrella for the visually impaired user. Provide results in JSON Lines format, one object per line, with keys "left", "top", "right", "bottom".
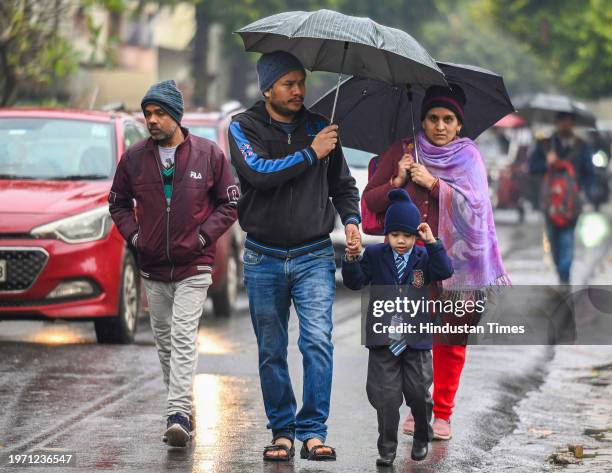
{"left": 236, "top": 9, "right": 446, "bottom": 122}
{"left": 310, "top": 62, "right": 516, "bottom": 155}
{"left": 515, "top": 93, "right": 596, "bottom": 128}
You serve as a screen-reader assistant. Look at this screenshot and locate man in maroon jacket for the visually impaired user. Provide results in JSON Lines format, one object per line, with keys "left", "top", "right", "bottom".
{"left": 108, "top": 80, "right": 238, "bottom": 447}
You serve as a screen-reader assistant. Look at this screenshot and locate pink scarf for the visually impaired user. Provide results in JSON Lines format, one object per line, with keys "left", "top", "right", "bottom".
{"left": 414, "top": 131, "right": 510, "bottom": 294}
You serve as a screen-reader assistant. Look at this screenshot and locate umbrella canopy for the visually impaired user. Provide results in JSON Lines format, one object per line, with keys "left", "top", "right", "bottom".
{"left": 310, "top": 62, "right": 515, "bottom": 155}
{"left": 515, "top": 93, "right": 596, "bottom": 128}
{"left": 495, "top": 113, "right": 526, "bottom": 128}
{"left": 236, "top": 9, "right": 446, "bottom": 87}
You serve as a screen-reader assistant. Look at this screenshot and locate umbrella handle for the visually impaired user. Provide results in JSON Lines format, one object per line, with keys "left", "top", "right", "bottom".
{"left": 407, "top": 84, "right": 419, "bottom": 164}
{"left": 330, "top": 42, "right": 349, "bottom": 124}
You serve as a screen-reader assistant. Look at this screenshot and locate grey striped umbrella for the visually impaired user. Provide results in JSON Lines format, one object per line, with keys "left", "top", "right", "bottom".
{"left": 237, "top": 9, "right": 446, "bottom": 123}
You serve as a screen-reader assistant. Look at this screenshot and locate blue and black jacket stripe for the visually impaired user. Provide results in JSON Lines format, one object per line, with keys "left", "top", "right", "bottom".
{"left": 228, "top": 101, "right": 361, "bottom": 250}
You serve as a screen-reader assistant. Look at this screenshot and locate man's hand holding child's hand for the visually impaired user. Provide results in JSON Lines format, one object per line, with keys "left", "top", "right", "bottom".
{"left": 345, "top": 225, "right": 362, "bottom": 261}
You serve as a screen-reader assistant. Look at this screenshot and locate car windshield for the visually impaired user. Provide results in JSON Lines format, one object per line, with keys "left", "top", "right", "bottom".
{"left": 343, "top": 147, "right": 372, "bottom": 168}
{"left": 188, "top": 125, "right": 218, "bottom": 143}
{"left": 0, "top": 118, "right": 114, "bottom": 180}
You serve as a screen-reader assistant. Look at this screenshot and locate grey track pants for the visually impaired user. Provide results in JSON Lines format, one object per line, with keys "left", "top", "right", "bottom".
{"left": 143, "top": 273, "right": 212, "bottom": 417}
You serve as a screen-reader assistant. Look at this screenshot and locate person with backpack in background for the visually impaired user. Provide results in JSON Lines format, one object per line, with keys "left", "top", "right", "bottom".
{"left": 362, "top": 84, "right": 510, "bottom": 441}
{"left": 529, "top": 111, "right": 595, "bottom": 284}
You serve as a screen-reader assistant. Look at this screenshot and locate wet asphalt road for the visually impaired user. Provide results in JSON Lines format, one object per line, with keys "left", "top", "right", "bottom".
{"left": 0, "top": 209, "right": 611, "bottom": 472}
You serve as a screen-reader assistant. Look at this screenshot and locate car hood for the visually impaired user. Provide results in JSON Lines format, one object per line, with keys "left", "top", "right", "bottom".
{"left": 351, "top": 168, "right": 369, "bottom": 198}
{"left": 0, "top": 179, "right": 111, "bottom": 233}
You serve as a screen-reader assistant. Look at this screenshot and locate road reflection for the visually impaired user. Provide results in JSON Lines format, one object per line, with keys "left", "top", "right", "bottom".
{"left": 24, "top": 324, "right": 92, "bottom": 345}
{"left": 197, "top": 329, "right": 233, "bottom": 355}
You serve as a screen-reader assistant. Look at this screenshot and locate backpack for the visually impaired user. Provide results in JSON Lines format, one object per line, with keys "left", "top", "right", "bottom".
{"left": 540, "top": 160, "right": 582, "bottom": 227}
{"left": 361, "top": 155, "right": 385, "bottom": 235}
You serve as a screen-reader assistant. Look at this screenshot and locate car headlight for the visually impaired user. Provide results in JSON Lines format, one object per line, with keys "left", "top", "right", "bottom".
{"left": 592, "top": 150, "right": 609, "bottom": 168}
{"left": 31, "top": 205, "right": 113, "bottom": 244}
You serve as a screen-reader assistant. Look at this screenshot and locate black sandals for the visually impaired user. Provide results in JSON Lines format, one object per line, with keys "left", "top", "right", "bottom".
{"left": 263, "top": 438, "right": 295, "bottom": 462}
{"left": 300, "top": 441, "right": 337, "bottom": 461}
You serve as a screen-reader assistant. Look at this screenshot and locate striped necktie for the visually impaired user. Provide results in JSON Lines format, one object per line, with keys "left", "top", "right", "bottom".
{"left": 395, "top": 254, "right": 407, "bottom": 282}
{"left": 389, "top": 253, "right": 408, "bottom": 356}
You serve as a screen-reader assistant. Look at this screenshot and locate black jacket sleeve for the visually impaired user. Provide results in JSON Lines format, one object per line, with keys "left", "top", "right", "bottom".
{"left": 578, "top": 141, "right": 595, "bottom": 198}
{"left": 228, "top": 118, "right": 316, "bottom": 191}
{"left": 328, "top": 144, "right": 361, "bottom": 225}
{"left": 529, "top": 139, "right": 548, "bottom": 176}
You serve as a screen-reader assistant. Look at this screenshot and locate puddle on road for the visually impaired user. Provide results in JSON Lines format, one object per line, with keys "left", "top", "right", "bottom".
{"left": 193, "top": 374, "right": 221, "bottom": 446}
{"left": 27, "top": 326, "right": 92, "bottom": 345}
{"left": 162, "top": 373, "right": 260, "bottom": 473}
{"left": 0, "top": 322, "right": 95, "bottom": 345}
{"left": 197, "top": 329, "right": 233, "bottom": 355}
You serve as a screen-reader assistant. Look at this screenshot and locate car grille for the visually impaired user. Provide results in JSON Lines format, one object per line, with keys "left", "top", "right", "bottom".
{"left": 0, "top": 248, "right": 48, "bottom": 293}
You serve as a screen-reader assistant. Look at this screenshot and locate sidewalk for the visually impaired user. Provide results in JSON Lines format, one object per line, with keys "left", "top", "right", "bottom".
{"left": 488, "top": 203, "right": 612, "bottom": 472}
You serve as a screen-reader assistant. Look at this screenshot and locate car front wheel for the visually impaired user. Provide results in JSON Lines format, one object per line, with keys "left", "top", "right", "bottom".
{"left": 94, "top": 251, "right": 140, "bottom": 344}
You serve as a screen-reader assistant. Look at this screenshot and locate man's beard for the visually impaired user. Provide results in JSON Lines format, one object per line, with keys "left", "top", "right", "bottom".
{"left": 269, "top": 98, "right": 301, "bottom": 119}
{"left": 149, "top": 127, "right": 174, "bottom": 142}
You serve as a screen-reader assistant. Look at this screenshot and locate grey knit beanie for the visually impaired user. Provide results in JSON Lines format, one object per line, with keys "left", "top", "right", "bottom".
{"left": 141, "top": 80, "right": 184, "bottom": 124}
{"left": 257, "top": 51, "right": 305, "bottom": 94}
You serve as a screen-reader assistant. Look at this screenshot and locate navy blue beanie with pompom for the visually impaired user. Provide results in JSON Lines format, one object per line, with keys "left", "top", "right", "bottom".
{"left": 384, "top": 189, "right": 421, "bottom": 235}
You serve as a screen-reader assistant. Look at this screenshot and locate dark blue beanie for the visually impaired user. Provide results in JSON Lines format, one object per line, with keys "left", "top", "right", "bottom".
{"left": 141, "top": 80, "right": 184, "bottom": 124}
{"left": 257, "top": 51, "right": 305, "bottom": 94}
{"left": 384, "top": 189, "right": 421, "bottom": 235}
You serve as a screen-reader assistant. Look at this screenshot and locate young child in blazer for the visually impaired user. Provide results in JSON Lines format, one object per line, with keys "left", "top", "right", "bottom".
{"left": 342, "top": 189, "right": 453, "bottom": 466}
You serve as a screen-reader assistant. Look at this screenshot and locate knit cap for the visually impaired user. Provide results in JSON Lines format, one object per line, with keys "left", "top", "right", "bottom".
{"left": 141, "top": 80, "right": 184, "bottom": 124}
{"left": 384, "top": 189, "right": 421, "bottom": 235}
{"left": 257, "top": 51, "right": 305, "bottom": 94}
{"left": 421, "top": 83, "right": 466, "bottom": 123}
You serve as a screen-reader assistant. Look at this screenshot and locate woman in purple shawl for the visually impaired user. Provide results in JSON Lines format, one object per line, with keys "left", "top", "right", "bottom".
{"left": 363, "top": 84, "right": 510, "bottom": 441}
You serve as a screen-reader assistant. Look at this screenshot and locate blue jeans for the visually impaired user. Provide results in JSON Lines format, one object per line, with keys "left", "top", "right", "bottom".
{"left": 546, "top": 219, "right": 576, "bottom": 284}
{"left": 243, "top": 245, "right": 336, "bottom": 443}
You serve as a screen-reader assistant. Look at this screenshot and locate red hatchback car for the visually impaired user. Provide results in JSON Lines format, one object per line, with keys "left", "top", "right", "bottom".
{"left": 0, "top": 108, "right": 242, "bottom": 344}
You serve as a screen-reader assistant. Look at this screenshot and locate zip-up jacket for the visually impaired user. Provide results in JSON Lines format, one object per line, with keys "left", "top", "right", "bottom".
{"left": 109, "top": 129, "right": 238, "bottom": 282}
{"left": 228, "top": 101, "right": 360, "bottom": 250}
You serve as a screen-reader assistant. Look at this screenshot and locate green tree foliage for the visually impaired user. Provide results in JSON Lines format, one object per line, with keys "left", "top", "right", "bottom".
{"left": 419, "top": 2, "right": 553, "bottom": 96}
{"left": 485, "top": 0, "right": 612, "bottom": 98}
{"left": 0, "top": 0, "right": 79, "bottom": 106}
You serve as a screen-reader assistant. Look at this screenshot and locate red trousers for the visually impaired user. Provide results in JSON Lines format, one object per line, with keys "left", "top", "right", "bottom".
{"left": 432, "top": 344, "right": 467, "bottom": 421}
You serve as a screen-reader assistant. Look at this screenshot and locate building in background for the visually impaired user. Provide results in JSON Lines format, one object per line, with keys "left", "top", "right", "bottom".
{"left": 64, "top": 2, "right": 228, "bottom": 111}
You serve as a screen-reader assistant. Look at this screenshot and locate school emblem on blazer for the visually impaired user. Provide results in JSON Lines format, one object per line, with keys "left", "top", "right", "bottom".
{"left": 411, "top": 270, "right": 424, "bottom": 288}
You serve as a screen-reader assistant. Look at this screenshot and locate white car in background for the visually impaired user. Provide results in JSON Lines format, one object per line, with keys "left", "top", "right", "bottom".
{"left": 331, "top": 147, "right": 384, "bottom": 265}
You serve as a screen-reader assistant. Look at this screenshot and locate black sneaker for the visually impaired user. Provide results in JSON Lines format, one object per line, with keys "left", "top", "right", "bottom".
{"left": 189, "top": 413, "right": 196, "bottom": 438}
{"left": 164, "top": 413, "right": 191, "bottom": 447}
{"left": 190, "top": 404, "right": 197, "bottom": 438}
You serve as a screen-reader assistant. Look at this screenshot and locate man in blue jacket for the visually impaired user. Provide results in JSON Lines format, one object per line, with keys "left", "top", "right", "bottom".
{"left": 342, "top": 189, "right": 453, "bottom": 466}
{"left": 228, "top": 51, "right": 361, "bottom": 462}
